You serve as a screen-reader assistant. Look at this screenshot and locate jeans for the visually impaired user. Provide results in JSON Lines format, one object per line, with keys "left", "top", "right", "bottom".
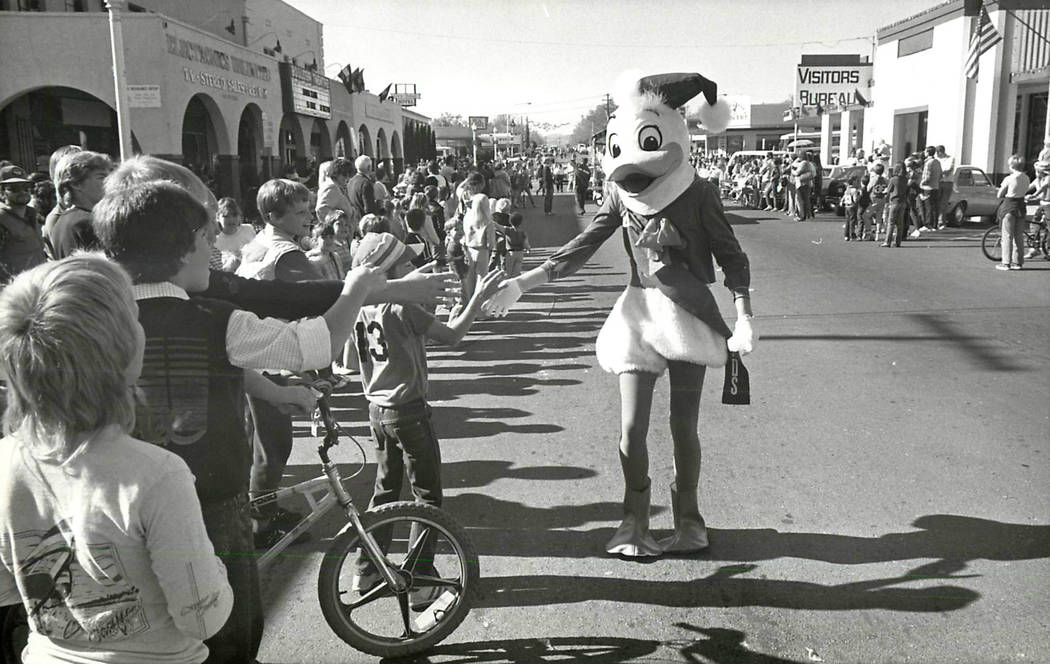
{"left": 845, "top": 206, "right": 860, "bottom": 238}
{"left": 867, "top": 199, "right": 886, "bottom": 239}
{"left": 795, "top": 184, "right": 812, "bottom": 219}
{"left": 886, "top": 201, "right": 907, "bottom": 245}
{"left": 354, "top": 400, "right": 443, "bottom": 576}
{"left": 543, "top": 186, "right": 554, "bottom": 214}
{"left": 248, "top": 374, "right": 293, "bottom": 519}
{"left": 921, "top": 190, "right": 941, "bottom": 228}
{"left": 1001, "top": 210, "right": 1026, "bottom": 267}
{"left": 504, "top": 250, "right": 525, "bottom": 277}
{"left": 201, "top": 494, "right": 263, "bottom": 664}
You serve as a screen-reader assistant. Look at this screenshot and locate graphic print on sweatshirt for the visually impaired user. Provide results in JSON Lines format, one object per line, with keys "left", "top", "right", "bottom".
{"left": 16, "top": 520, "right": 148, "bottom": 642}
{"left": 135, "top": 336, "right": 210, "bottom": 446}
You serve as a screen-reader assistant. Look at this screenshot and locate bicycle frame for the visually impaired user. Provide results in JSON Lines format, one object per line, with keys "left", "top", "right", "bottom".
{"left": 251, "top": 379, "right": 408, "bottom": 593}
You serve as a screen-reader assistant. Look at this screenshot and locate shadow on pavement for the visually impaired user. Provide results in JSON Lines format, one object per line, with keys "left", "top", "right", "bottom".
{"left": 478, "top": 562, "right": 979, "bottom": 613}
{"left": 390, "top": 636, "right": 660, "bottom": 664}
{"left": 672, "top": 623, "right": 808, "bottom": 664}
{"left": 706, "top": 514, "right": 1050, "bottom": 565}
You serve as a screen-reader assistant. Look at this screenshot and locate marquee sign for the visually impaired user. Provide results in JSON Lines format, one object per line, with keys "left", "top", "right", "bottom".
{"left": 279, "top": 62, "right": 331, "bottom": 119}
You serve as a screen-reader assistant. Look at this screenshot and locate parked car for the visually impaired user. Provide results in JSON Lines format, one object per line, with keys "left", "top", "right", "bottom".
{"left": 942, "top": 165, "right": 1000, "bottom": 226}
{"left": 821, "top": 164, "right": 868, "bottom": 213}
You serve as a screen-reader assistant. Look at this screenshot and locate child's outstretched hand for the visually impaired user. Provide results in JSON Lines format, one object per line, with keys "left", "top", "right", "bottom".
{"left": 344, "top": 265, "right": 388, "bottom": 292}
{"left": 274, "top": 385, "right": 317, "bottom": 417}
{"left": 484, "top": 276, "right": 523, "bottom": 317}
{"left": 477, "top": 269, "right": 506, "bottom": 302}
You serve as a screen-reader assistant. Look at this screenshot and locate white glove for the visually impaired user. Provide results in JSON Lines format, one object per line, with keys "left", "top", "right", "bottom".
{"left": 727, "top": 317, "right": 757, "bottom": 355}
{"left": 483, "top": 278, "right": 523, "bottom": 318}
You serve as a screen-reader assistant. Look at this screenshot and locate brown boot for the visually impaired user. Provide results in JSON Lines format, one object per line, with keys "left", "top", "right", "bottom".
{"left": 606, "top": 482, "right": 662, "bottom": 557}
{"left": 658, "top": 483, "right": 709, "bottom": 553}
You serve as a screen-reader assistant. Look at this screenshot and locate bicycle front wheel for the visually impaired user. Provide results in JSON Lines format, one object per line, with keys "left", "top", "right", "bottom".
{"left": 981, "top": 226, "right": 1003, "bottom": 262}
{"left": 317, "top": 501, "right": 480, "bottom": 658}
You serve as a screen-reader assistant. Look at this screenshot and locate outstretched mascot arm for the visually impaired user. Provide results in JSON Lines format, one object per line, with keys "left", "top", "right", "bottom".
{"left": 486, "top": 197, "right": 623, "bottom": 316}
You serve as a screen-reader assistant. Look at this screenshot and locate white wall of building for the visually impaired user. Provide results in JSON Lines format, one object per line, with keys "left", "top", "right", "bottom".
{"left": 864, "top": 15, "right": 970, "bottom": 164}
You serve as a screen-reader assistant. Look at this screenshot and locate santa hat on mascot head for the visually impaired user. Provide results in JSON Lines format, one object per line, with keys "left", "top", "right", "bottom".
{"left": 615, "top": 71, "right": 731, "bottom": 134}
{"left": 641, "top": 72, "right": 729, "bottom": 133}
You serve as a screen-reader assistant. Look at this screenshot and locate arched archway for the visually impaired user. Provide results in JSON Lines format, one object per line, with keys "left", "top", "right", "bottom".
{"left": 182, "top": 94, "right": 230, "bottom": 186}
{"left": 0, "top": 86, "right": 141, "bottom": 171}
{"left": 390, "top": 131, "right": 404, "bottom": 178}
{"left": 279, "top": 112, "right": 306, "bottom": 173}
{"left": 375, "top": 128, "right": 390, "bottom": 182}
{"left": 358, "top": 124, "right": 373, "bottom": 157}
{"left": 310, "top": 118, "right": 332, "bottom": 164}
{"left": 334, "top": 121, "right": 354, "bottom": 160}
{"left": 237, "top": 103, "right": 264, "bottom": 217}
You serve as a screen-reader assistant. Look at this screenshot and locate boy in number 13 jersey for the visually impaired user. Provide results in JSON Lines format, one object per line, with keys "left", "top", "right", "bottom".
{"left": 350, "top": 232, "right": 503, "bottom": 603}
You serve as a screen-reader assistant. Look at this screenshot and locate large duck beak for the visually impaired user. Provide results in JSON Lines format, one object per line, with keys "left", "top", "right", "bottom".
{"left": 608, "top": 144, "right": 684, "bottom": 195}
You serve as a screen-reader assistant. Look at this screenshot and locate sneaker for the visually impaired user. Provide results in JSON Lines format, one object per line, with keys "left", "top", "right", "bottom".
{"left": 995, "top": 264, "right": 1011, "bottom": 271}
{"left": 1025, "top": 248, "right": 1039, "bottom": 259}
{"left": 351, "top": 569, "right": 382, "bottom": 595}
{"left": 410, "top": 582, "right": 444, "bottom": 611}
{"left": 331, "top": 375, "right": 353, "bottom": 391}
{"left": 909, "top": 229, "right": 922, "bottom": 238}
{"left": 881, "top": 243, "right": 891, "bottom": 247}
{"left": 271, "top": 506, "right": 304, "bottom": 529}
{"left": 254, "top": 521, "right": 310, "bottom": 549}
{"left": 1009, "top": 264, "right": 1022, "bottom": 270}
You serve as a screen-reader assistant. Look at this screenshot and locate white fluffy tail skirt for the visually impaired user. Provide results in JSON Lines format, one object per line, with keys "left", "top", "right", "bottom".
{"left": 595, "top": 286, "right": 728, "bottom": 375}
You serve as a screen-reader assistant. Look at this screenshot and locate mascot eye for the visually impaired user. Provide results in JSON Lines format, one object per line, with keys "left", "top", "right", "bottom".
{"left": 608, "top": 134, "right": 621, "bottom": 158}
{"left": 638, "top": 125, "right": 662, "bottom": 151}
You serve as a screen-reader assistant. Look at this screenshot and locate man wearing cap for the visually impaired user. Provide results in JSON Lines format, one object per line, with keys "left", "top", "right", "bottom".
{"left": 0, "top": 165, "right": 47, "bottom": 280}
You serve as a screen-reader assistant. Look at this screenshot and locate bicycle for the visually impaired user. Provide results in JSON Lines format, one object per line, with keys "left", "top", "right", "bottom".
{"left": 980, "top": 202, "right": 1049, "bottom": 262}
{"left": 254, "top": 374, "right": 480, "bottom": 657}
{"left": 0, "top": 376, "right": 480, "bottom": 662}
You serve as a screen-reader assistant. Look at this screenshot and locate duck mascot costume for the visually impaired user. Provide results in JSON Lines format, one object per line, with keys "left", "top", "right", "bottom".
{"left": 486, "top": 70, "right": 757, "bottom": 557}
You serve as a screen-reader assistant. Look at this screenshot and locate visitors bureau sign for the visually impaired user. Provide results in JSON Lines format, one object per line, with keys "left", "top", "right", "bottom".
{"left": 167, "top": 34, "right": 271, "bottom": 99}
{"left": 795, "top": 62, "right": 873, "bottom": 108}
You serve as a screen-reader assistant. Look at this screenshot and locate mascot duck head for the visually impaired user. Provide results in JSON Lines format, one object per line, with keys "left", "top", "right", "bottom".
{"left": 604, "top": 71, "right": 730, "bottom": 216}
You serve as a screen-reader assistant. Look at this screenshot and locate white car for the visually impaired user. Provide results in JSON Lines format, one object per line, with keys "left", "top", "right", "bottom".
{"left": 943, "top": 165, "right": 1000, "bottom": 226}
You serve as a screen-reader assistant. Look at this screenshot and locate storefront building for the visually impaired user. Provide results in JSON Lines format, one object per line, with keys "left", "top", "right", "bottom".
{"left": 693, "top": 103, "right": 823, "bottom": 155}
{"left": 0, "top": 0, "right": 434, "bottom": 206}
{"left": 865, "top": 0, "right": 1049, "bottom": 181}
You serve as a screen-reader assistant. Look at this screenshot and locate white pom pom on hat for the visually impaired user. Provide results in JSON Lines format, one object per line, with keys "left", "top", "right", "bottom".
{"left": 697, "top": 93, "right": 731, "bottom": 134}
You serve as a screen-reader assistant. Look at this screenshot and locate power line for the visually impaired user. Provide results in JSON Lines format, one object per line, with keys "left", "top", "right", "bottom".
{"left": 325, "top": 22, "right": 873, "bottom": 49}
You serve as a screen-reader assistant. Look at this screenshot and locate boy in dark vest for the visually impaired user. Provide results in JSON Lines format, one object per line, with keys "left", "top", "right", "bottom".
{"left": 93, "top": 181, "right": 386, "bottom": 664}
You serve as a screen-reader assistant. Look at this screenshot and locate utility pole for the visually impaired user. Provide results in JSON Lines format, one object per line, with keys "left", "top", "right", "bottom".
{"left": 604, "top": 93, "right": 613, "bottom": 120}
{"left": 106, "top": 0, "right": 134, "bottom": 160}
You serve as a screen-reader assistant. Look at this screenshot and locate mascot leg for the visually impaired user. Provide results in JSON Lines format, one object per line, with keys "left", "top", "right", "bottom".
{"left": 659, "top": 361, "right": 710, "bottom": 553}
{"left": 606, "top": 371, "right": 662, "bottom": 557}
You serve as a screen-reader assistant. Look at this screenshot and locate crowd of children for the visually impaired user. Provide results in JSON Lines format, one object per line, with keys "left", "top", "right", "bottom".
{"left": 0, "top": 148, "right": 522, "bottom": 663}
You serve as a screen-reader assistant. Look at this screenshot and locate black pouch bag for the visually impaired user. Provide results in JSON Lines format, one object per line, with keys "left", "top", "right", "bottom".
{"left": 722, "top": 350, "right": 750, "bottom": 405}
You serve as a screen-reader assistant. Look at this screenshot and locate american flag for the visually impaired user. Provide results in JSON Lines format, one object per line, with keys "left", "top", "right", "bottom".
{"left": 964, "top": 6, "right": 1002, "bottom": 80}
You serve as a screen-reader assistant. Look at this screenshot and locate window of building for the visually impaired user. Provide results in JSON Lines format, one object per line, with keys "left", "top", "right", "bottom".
{"left": 65, "top": 0, "right": 87, "bottom": 10}
{"left": 898, "top": 29, "right": 933, "bottom": 57}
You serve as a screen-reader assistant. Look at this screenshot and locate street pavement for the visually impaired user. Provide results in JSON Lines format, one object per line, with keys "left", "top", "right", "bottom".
{"left": 260, "top": 190, "right": 1050, "bottom": 664}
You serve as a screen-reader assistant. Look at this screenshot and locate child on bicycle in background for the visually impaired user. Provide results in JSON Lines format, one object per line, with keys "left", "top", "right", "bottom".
{"left": 94, "top": 178, "right": 385, "bottom": 664}
{"left": 350, "top": 233, "right": 503, "bottom": 607}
